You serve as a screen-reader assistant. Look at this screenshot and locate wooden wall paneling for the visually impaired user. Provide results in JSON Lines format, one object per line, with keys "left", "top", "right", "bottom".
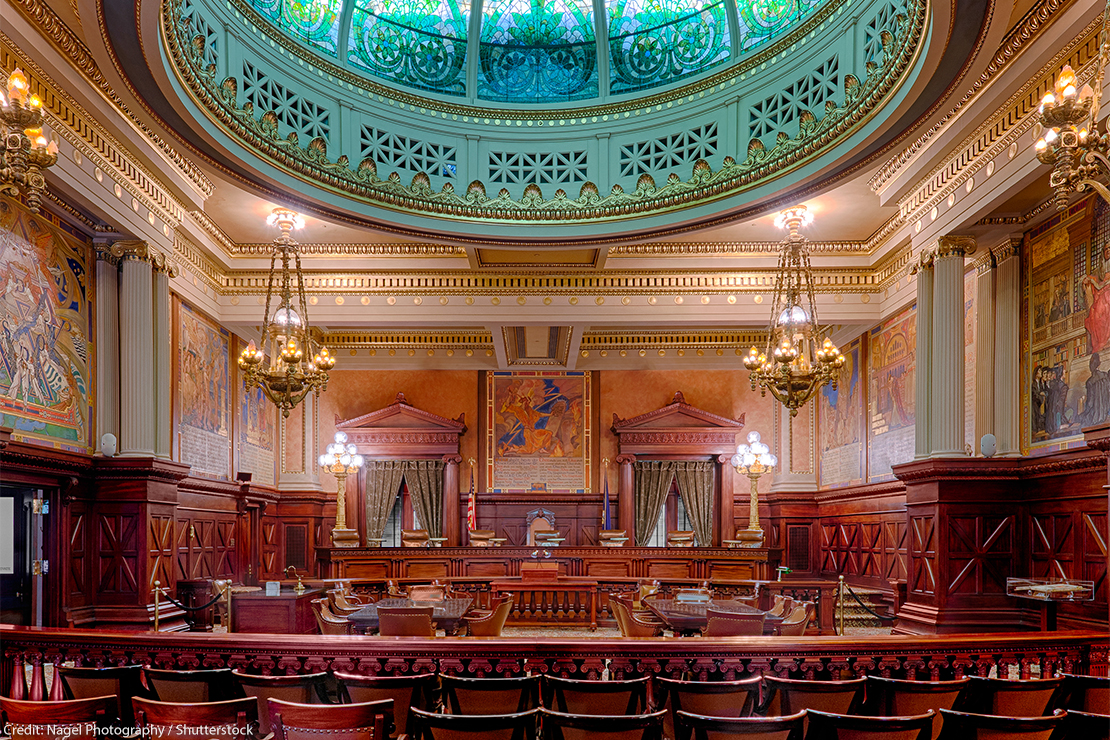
{"left": 260, "top": 515, "right": 282, "bottom": 581}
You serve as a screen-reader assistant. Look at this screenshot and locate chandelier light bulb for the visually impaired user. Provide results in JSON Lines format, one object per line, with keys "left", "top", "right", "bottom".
{"left": 1045, "top": 129, "right": 1057, "bottom": 143}
{"left": 335, "top": 431, "right": 348, "bottom": 444}
{"left": 7, "top": 69, "right": 28, "bottom": 103}
{"left": 352, "top": 455, "right": 364, "bottom": 467}
{"left": 747, "top": 431, "right": 761, "bottom": 444}
{"left": 318, "top": 454, "right": 330, "bottom": 467}
{"left": 339, "top": 454, "right": 352, "bottom": 467}
{"left": 731, "top": 454, "right": 742, "bottom": 467}
{"left": 743, "top": 453, "right": 757, "bottom": 467}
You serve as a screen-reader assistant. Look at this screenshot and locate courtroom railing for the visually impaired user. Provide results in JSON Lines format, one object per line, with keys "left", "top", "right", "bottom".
{"left": 2, "top": 625, "right": 1106, "bottom": 699}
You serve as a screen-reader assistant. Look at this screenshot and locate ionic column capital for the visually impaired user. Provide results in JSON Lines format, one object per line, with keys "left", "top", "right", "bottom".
{"left": 911, "top": 249, "right": 936, "bottom": 274}
{"left": 95, "top": 243, "right": 121, "bottom": 266}
{"left": 991, "top": 236, "right": 1022, "bottom": 262}
{"left": 936, "top": 235, "right": 976, "bottom": 258}
{"left": 110, "top": 240, "right": 178, "bottom": 276}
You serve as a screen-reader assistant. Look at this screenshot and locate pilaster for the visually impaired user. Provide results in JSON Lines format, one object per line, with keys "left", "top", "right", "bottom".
{"left": 974, "top": 252, "right": 996, "bottom": 452}
{"left": 912, "top": 253, "right": 934, "bottom": 459}
{"left": 769, "top": 403, "right": 817, "bottom": 493}
{"left": 113, "top": 241, "right": 155, "bottom": 457}
{"left": 278, "top": 390, "right": 323, "bottom": 491}
{"left": 616, "top": 454, "right": 636, "bottom": 545}
{"left": 994, "top": 238, "right": 1022, "bottom": 457}
{"left": 94, "top": 247, "right": 120, "bottom": 453}
{"left": 152, "top": 257, "right": 177, "bottom": 460}
{"left": 930, "top": 236, "right": 975, "bottom": 458}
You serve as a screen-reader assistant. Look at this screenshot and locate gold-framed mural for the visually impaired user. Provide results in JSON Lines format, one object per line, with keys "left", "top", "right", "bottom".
{"left": 235, "top": 338, "right": 276, "bottom": 487}
{"left": 0, "top": 197, "right": 93, "bottom": 453}
{"left": 818, "top": 336, "right": 865, "bottom": 488}
{"left": 1023, "top": 197, "right": 1110, "bottom": 454}
{"left": 486, "top": 371, "right": 591, "bottom": 493}
{"left": 175, "top": 297, "right": 231, "bottom": 478}
{"left": 867, "top": 303, "right": 916, "bottom": 482}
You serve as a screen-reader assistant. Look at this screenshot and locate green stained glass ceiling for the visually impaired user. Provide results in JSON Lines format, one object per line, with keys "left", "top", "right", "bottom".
{"left": 243, "top": 0, "right": 824, "bottom": 102}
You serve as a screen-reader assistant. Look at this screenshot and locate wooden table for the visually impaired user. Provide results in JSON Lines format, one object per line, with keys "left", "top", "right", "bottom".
{"left": 643, "top": 598, "right": 781, "bottom": 636}
{"left": 491, "top": 578, "right": 598, "bottom": 631}
{"left": 231, "top": 587, "right": 323, "bottom": 634}
{"left": 347, "top": 597, "right": 473, "bottom": 635}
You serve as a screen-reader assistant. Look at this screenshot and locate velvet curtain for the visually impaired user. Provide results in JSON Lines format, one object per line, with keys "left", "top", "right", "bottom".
{"left": 633, "top": 460, "right": 676, "bottom": 546}
{"left": 404, "top": 459, "right": 445, "bottom": 539}
{"left": 673, "top": 460, "right": 716, "bottom": 547}
{"left": 363, "top": 460, "right": 407, "bottom": 543}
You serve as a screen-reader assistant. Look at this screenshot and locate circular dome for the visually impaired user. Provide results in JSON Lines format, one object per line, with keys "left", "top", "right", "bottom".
{"left": 240, "top": 0, "right": 824, "bottom": 104}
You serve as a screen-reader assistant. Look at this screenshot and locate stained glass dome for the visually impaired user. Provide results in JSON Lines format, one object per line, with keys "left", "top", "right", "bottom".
{"left": 242, "top": 0, "right": 824, "bottom": 103}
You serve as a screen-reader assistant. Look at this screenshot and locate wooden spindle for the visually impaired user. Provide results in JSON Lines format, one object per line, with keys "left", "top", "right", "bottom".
{"left": 48, "top": 655, "right": 64, "bottom": 701}
{"left": 8, "top": 654, "right": 26, "bottom": 700}
{"left": 28, "top": 654, "right": 46, "bottom": 701}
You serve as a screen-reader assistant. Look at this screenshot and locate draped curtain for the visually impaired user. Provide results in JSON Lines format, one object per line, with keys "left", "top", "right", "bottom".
{"left": 673, "top": 460, "right": 716, "bottom": 547}
{"left": 404, "top": 459, "right": 445, "bottom": 539}
{"left": 633, "top": 461, "right": 677, "bottom": 546}
{"left": 363, "top": 460, "right": 407, "bottom": 543}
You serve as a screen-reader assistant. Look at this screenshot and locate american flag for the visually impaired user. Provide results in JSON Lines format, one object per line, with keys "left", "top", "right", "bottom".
{"left": 466, "top": 464, "right": 476, "bottom": 532}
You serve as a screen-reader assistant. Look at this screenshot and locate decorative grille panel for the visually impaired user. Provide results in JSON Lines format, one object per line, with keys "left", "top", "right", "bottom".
{"left": 284, "top": 524, "right": 307, "bottom": 570}
{"left": 360, "top": 127, "right": 458, "bottom": 179}
{"left": 618, "top": 123, "right": 718, "bottom": 178}
{"left": 488, "top": 150, "right": 588, "bottom": 185}
{"left": 241, "top": 60, "right": 331, "bottom": 143}
{"left": 180, "top": 0, "right": 220, "bottom": 68}
{"left": 864, "top": 1, "right": 905, "bottom": 63}
{"left": 787, "top": 524, "right": 812, "bottom": 571}
{"left": 748, "top": 55, "right": 839, "bottom": 142}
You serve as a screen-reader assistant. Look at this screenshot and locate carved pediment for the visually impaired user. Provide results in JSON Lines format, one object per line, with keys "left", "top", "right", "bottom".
{"left": 336, "top": 392, "right": 465, "bottom": 456}
{"left": 611, "top": 391, "right": 745, "bottom": 456}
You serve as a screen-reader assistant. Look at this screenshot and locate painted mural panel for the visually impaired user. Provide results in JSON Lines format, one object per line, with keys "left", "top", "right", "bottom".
{"left": 868, "top": 303, "right": 916, "bottom": 481}
{"left": 487, "top": 371, "right": 591, "bottom": 492}
{"left": 1023, "top": 198, "right": 1110, "bottom": 454}
{"left": 818, "top": 336, "right": 864, "bottom": 488}
{"left": 0, "top": 197, "right": 92, "bottom": 453}
{"left": 237, "top": 341, "right": 277, "bottom": 486}
{"left": 176, "top": 299, "right": 231, "bottom": 478}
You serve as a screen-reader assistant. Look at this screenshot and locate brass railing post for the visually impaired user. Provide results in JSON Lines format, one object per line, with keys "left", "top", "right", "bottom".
{"left": 152, "top": 580, "right": 162, "bottom": 632}
{"left": 837, "top": 576, "right": 845, "bottom": 636}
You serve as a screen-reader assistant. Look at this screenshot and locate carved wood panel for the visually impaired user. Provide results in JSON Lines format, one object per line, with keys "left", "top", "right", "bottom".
{"left": 148, "top": 515, "right": 175, "bottom": 596}
{"left": 66, "top": 504, "right": 88, "bottom": 608}
{"left": 910, "top": 515, "right": 936, "bottom": 595}
{"left": 947, "top": 515, "right": 1015, "bottom": 596}
{"left": 96, "top": 509, "right": 140, "bottom": 597}
{"left": 1081, "top": 512, "right": 1107, "bottom": 604}
{"left": 883, "top": 519, "right": 907, "bottom": 582}
{"left": 260, "top": 517, "right": 281, "bottom": 581}
{"left": 176, "top": 514, "right": 238, "bottom": 581}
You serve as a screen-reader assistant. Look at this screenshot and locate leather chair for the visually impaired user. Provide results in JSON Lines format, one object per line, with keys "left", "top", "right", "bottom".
{"left": 408, "top": 583, "right": 449, "bottom": 601}
{"left": 936, "top": 708, "right": 1066, "bottom": 740}
{"left": 666, "top": 531, "right": 696, "bottom": 547}
{"left": 703, "top": 608, "right": 765, "bottom": 636}
{"left": 132, "top": 696, "right": 258, "bottom": 739}
{"left": 312, "top": 598, "right": 352, "bottom": 635}
{"left": 402, "top": 529, "right": 431, "bottom": 548}
{"left": 806, "top": 708, "right": 935, "bottom": 740}
{"left": 676, "top": 710, "right": 804, "bottom": 740}
{"left": 378, "top": 605, "right": 435, "bottom": 637}
{"left": 1063, "top": 709, "right": 1110, "bottom": 740}
{"left": 539, "top": 707, "right": 666, "bottom": 739}
{"left": 655, "top": 676, "right": 763, "bottom": 740}
{"left": 439, "top": 674, "right": 541, "bottom": 715}
{"left": 56, "top": 664, "right": 147, "bottom": 726}
{"left": 758, "top": 676, "right": 866, "bottom": 719}
{"left": 327, "top": 589, "right": 366, "bottom": 617}
{"left": 267, "top": 697, "right": 394, "bottom": 740}
{"left": 232, "top": 670, "right": 330, "bottom": 736}
{"left": 674, "top": 588, "right": 712, "bottom": 604}
{"left": 1, "top": 695, "right": 116, "bottom": 740}
{"left": 335, "top": 672, "right": 437, "bottom": 738}
{"left": 963, "top": 675, "right": 1065, "bottom": 717}
{"left": 768, "top": 595, "right": 794, "bottom": 618}
{"left": 143, "top": 667, "right": 241, "bottom": 703}
{"left": 542, "top": 675, "right": 650, "bottom": 715}
{"left": 598, "top": 529, "right": 630, "bottom": 547}
{"left": 469, "top": 529, "right": 497, "bottom": 546}
{"left": 463, "top": 595, "right": 514, "bottom": 637}
{"left": 534, "top": 530, "right": 563, "bottom": 547}
{"left": 1058, "top": 673, "right": 1110, "bottom": 714}
{"left": 864, "top": 676, "right": 970, "bottom": 740}
{"left": 408, "top": 706, "right": 539, "bottom": 740}
{"left": 611, "top": 594, "right": 664, "bottom": 637}
{"left": 777, "top": 604, "right": 810, "bottom": 636}
{"left": 637, "top": 579, "right": 661, "bottom": 606}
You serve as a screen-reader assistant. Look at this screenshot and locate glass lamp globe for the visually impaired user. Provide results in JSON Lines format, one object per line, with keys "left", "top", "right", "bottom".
{"left": 272, "top": 306, "right": 302, "bottom": 327}
{"left": 731, "top": 453, "right": 742, "bottom": 467}
{"left": 747, "top": 431, "right": 761, "bottom": 444}
{"left": 335, "top": 432, "right": 348, "bottom": 443}
{"left": 340, "top": 453, "right": 352, "bottom": 466}
{"left": 743, "top": 453, "right": 757, "bottom": 467}
{"left": 346, "top": 444, "right": 357, "bottom": 455}
{"left": 778, "top": 305, "right": 809, "bottom": 326}
{"left": 352, "top": 455, "right": 364, "bottom": 467}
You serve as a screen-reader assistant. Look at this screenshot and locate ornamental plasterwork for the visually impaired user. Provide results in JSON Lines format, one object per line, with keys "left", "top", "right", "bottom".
{"left": 163, "top": 0, "right": 925, "bottom": 225}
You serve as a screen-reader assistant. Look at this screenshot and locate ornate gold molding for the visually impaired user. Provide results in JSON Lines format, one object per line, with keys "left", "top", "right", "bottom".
{"left": 936, "top": 235, "right": 976, "bottom": 258}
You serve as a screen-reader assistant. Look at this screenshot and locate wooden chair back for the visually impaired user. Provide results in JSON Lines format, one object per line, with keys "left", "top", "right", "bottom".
{"left": 402, "top": 530, "right": 431, "bottom": 547}
{"left": 233, "top": 670, "right": 330, "bottom": 736}
{"left": 759, "top": 676, "right": 866, "bottom": 718}
{"left": 804, "top": 708, "right": 935, "bottom": 740}
{"left": 704, "top": 608, "right": 765, "bottom": 636}
{"left": 777, "top": 605, "right": 810, "bottom": 637}
{"left": 268, "top": 697, "right": 393, "bottom": 740}
{"left": 328, "top": 590, "right": 366, "bottom": 616}
{"left": 408, "top": 584, "right": 449, "bottom": 601}
{"left": 56, "top": 664, "right": 145, "bottom": 726}
{"left": 469, "top": 530, "right": 496, "bottom": 546}
{"left": 936, "top": 708, "right": 1066, "bottom": 740}
{"left": 533, "top": 530, "right": 562, "bottom": 546}
{"left": 769, "top": 596, "right": 794, "bottom": 618}
{"left": 335, "top": 672, "right": 437, "bottom": 738}
{"left": 378, "top": 606, "right": 436, "bottom": 636}
{"left": 675, "top": 709, "right": 805, "bottom": 740}
{"left": 1058, "top": 673, "right": 1110, "bottom": 714}
{"left": 132, "top": 696, "right": 258, "bottom": 739}
{"left": 312, "top": 598, "right": 352, "bottom": 635}
{"left": 144, "top": 667, "right": 241, "bottom": 702}
{"left": 467, "top": 595, "right": 514, "bottom": 637}
{"left": 1062, "top": 709, "right": 1110, "bottom": 740}
{"left": 598, "top": 530, "right": 630, "bottom": 547}
{"left": 408, "top": 706, "right": 539, "bottom": 740}
{"left": 667, "top": 531, "right": 696, "bottom": 547}
{"left": 656, "top": 676, "right": 762, "bottom": 740}
{"left": 964, "top": 676, "right": 1064, "bottom": 717}
{"left": 1, "top": 695, "right": 116, "bottom": 740}
{"left": 542, "top": 675, "right": 650, "bottom": 715}
{"left": 863, "top": 677, "right": 969, "bottom": 740}
{"left": 611, "top": 596, "right": 662, "bottom": 637}
{"left": 539, "top": 708, "right": 665, "bottom": 740}
{"left": 440, "top": 674, "right": 540, "bottom": 715}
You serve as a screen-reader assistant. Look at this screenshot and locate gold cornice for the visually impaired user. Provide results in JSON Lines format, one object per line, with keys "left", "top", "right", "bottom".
{"left": 320, "top": 330, "right": 495, "bottom": 354}
{"left": 580, "top": 329, "right": 769, "bottom": 352}
{"left": 234, "top": 243, "right": 468, "bottom": 257}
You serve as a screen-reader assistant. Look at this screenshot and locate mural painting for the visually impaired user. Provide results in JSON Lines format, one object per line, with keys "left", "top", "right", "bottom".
{"left": 237, "top": 343, "right": 276, "bottom": 486}
{"left": 176, "top": 299, "right": 231, "bottom": 477}
{"left": 868, "top": 303, "right": 916, "bottom": 481}
{"left": 0, "top": 197, "right": 92, "bottom": 453}
{"left": 1024, "top": 197, "right": 1110, "bottom": 453}
{"left": 487, "top": 371, "right": 591, "bottom": 492}
{"left": 818, "top": 336, "right": 864, "bottom": 488}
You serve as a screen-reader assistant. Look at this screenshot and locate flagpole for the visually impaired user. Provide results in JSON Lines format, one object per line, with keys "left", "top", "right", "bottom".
{"left": 466, "top": 457, "right": 476, "bottom": 540}
{"left": 602, "top": 457, "right": 611, "bottom": 531}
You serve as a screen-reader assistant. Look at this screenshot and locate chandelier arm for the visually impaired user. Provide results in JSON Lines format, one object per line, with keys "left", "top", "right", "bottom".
{"left": 1078, "top": 177, "right": 1110, "bottom": 204}
{"left": 260, "top": 245, "right": 278, "bottom": 349}
{"left": 294, "top": 247, "right": 313, "bottom": 356}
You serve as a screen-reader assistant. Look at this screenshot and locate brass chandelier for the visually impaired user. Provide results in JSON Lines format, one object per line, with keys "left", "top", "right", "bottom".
{"left": 744, "top": 206, "right": 844, "bottom": 416}
{"left": 1, "top": 69, "right": 58, "bottom": 214}
{"left": 1034, "top": 1, "right": 1110, "bottom": 209}
{"left": 238, "top": 208, "right": 335, "bottom": 417}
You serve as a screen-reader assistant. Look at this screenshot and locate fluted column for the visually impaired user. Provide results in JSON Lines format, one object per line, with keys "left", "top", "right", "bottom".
{"left": 151, "top": 255, "right": 177, "bottom": 460}
{"left": 994, "top": 239, "right": 1022, "bottom": 456}
{"left": 912, "top": 254, "right": 934, "bottom": 459}
{"left": 974, "top": 253, "right": 996, "bottom": 452}
{"left": 114, "top": 241, "right": 155, "bottom": 457}
{"left": 931, "top": 236, "right": 975, "bottom": 457}
{"left": 94, "top": 247, "right": 120, "bottom": 453}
